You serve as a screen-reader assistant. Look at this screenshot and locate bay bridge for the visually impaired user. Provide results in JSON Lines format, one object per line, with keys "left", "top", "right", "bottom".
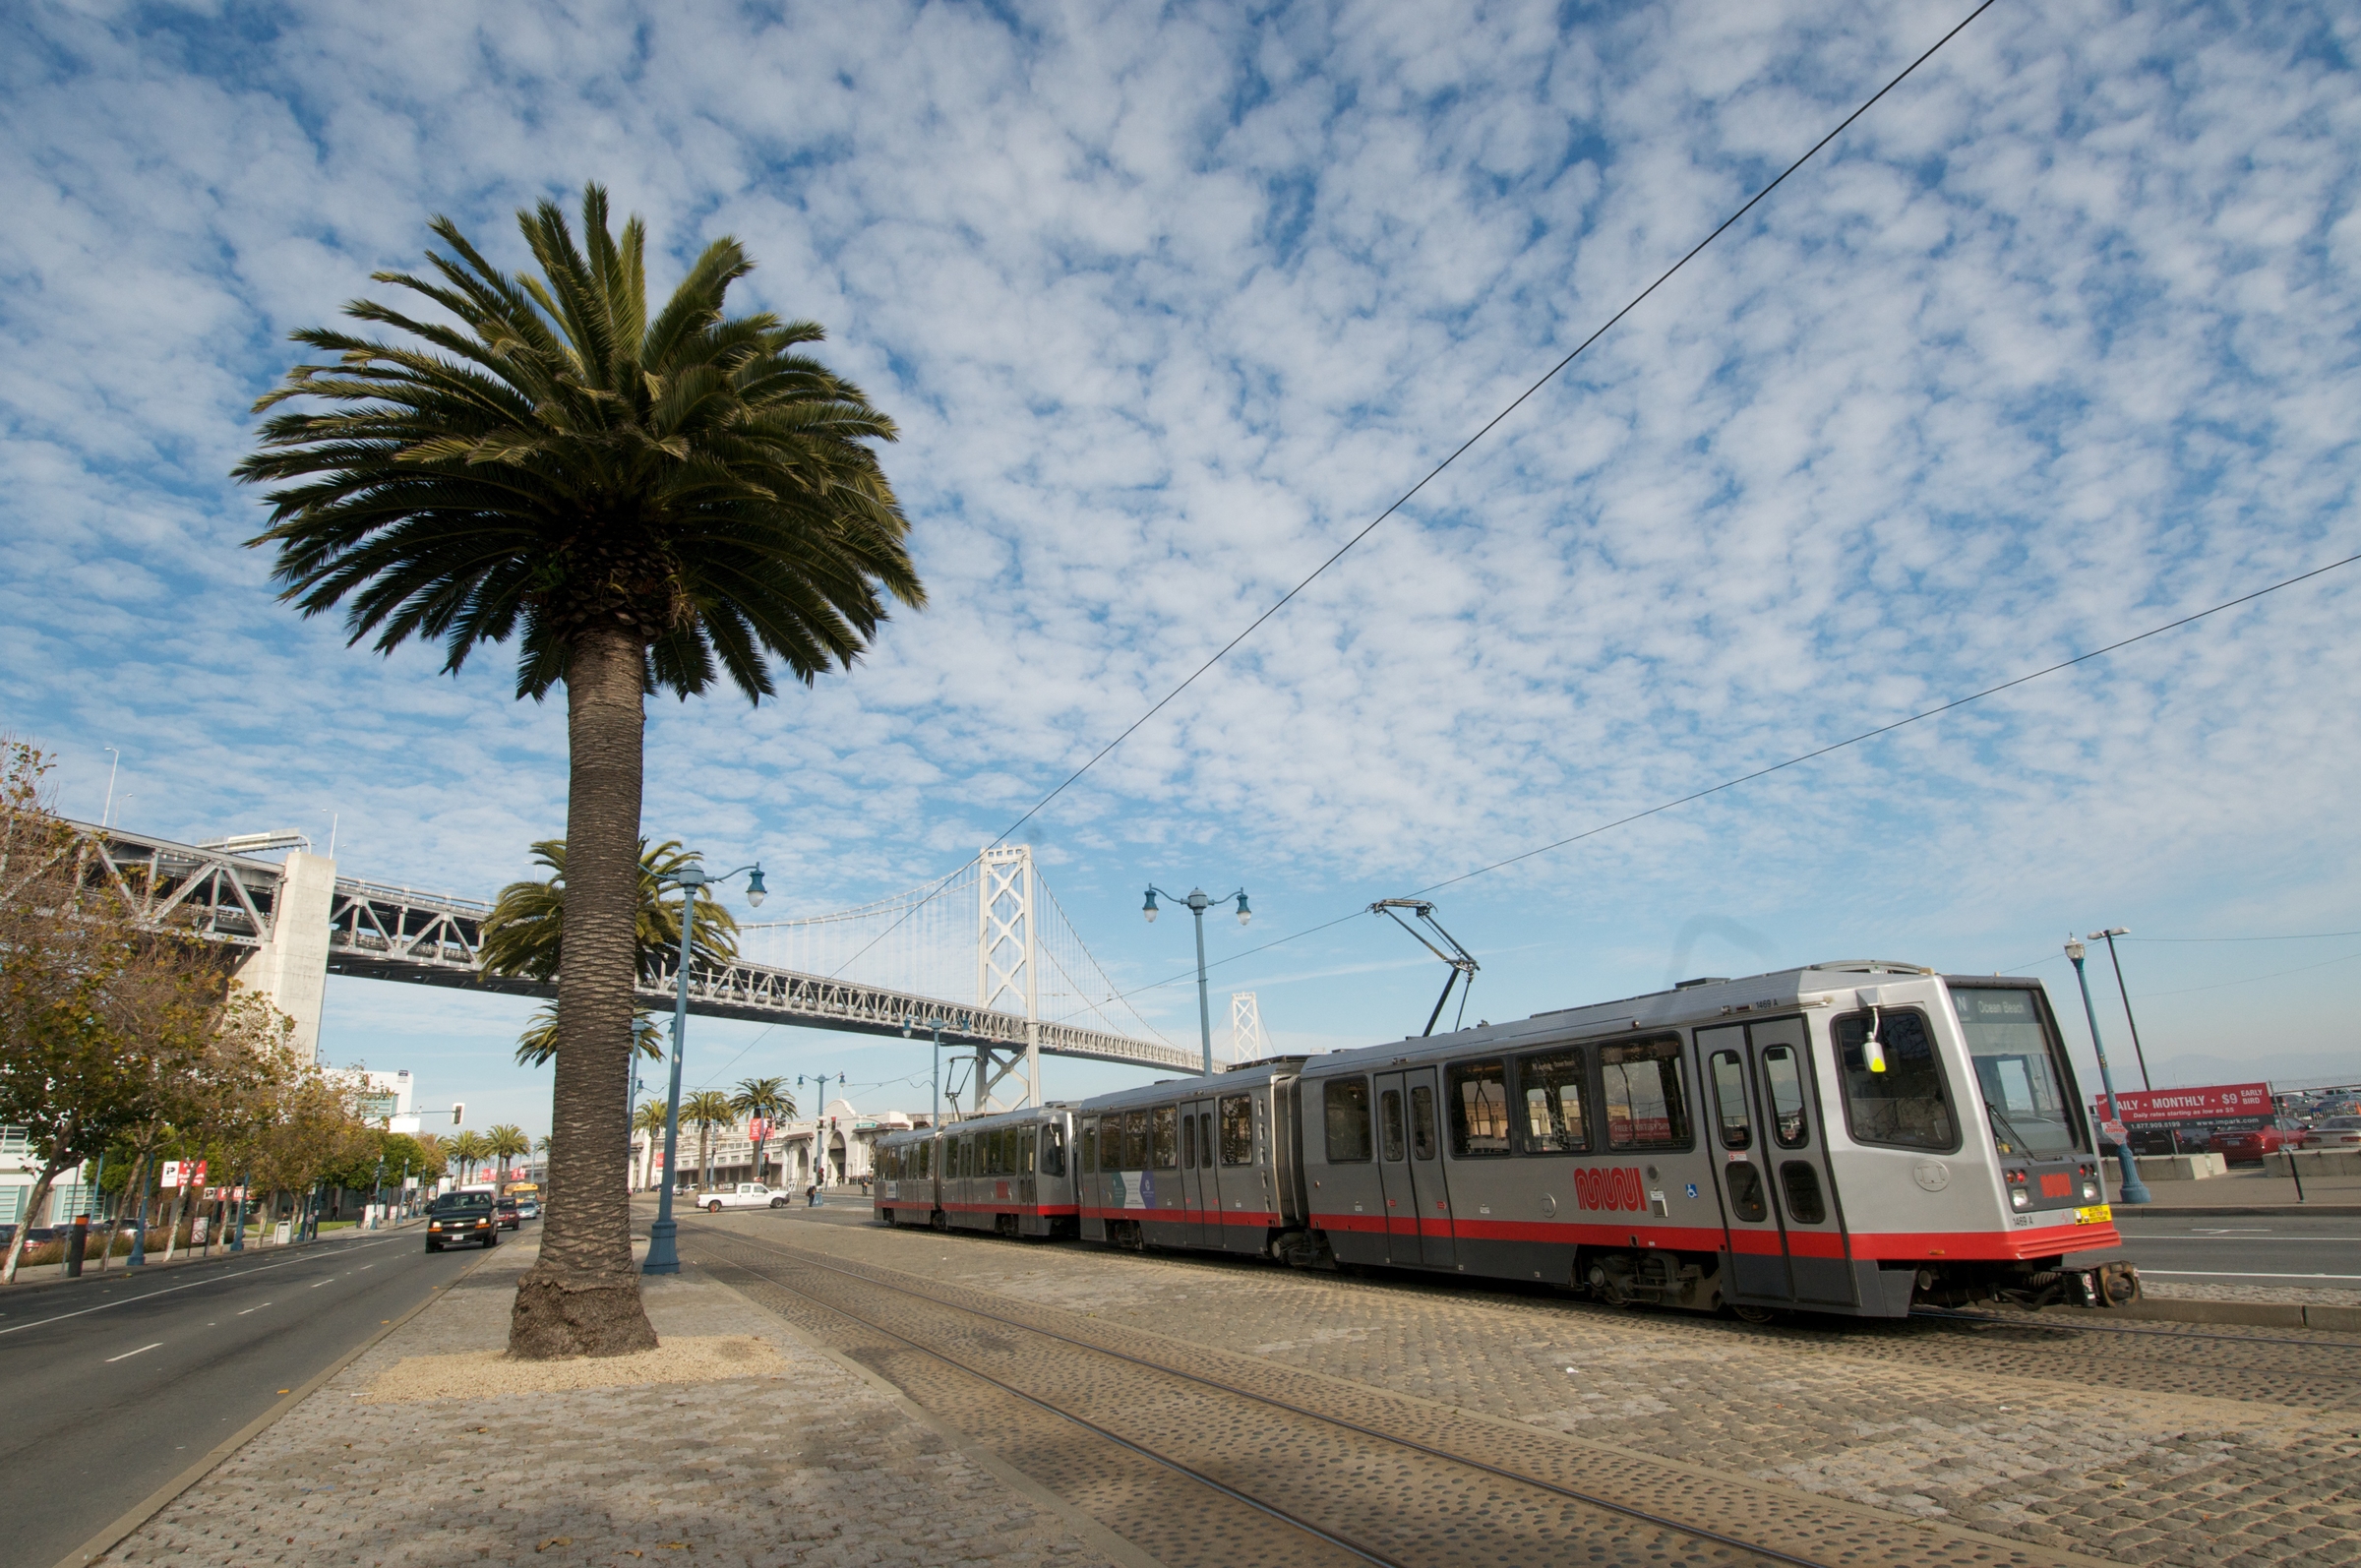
{"left": 63, "top": 821, "right": 1203, "bottom": 1112}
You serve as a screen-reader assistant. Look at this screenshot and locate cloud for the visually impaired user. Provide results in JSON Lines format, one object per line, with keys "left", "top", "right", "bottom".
{"left": 5, "top": 1, "right": 2360, "bottom": 1126}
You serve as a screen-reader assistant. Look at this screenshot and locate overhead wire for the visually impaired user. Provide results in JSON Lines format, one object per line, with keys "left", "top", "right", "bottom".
{"left": 1103, "top": 549, "right": 2361, "bottom": 1004}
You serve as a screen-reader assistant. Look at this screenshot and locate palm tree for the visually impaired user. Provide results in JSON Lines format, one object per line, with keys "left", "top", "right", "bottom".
{"left": 483, "top": 837, "right": 741, "bottom": 983}
{"left": 681, "top": 1090, "right": 735, "bottom": 1195}
{"left": 449, "top": 1130, "right": 490, "bottom": 1186}
{"left": 630, "top": 1101, "right": 669, "bottom": 1191}
{"left": 237, "top": 184, "right": 924, "bottom": 1358}
{"left": 485, "top": 1124, "right": 530, "bottom": 1193}
{"left": 730, "top": 1077, "right": 795, "bottom": 1185}
{"left": 515, "top": 1002, "right": 664, "bottom": 1068}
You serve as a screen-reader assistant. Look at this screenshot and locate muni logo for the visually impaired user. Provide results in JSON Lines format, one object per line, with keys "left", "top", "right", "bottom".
{"left": 1573, "top": 1167, "right": 1648, "bottom": 1213}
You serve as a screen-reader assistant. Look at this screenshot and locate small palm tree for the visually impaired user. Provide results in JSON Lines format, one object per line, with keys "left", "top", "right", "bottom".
{"left": 238, "top": 184, "right": 923, "bottom": 1358}
{"left": 482, "top": 837, "right": 740, "bottom": 983}
{"left": 681, "top": 1090, "right": 735, "bottom": 1194}
{"left": 449, "top": 1130, "right": 489, "bottom": 1185}
{"left": 515, "top": 1003, "right": 664, "bottom": 1067}
{"left": 485, "top": 1124, "right": 530, "bottom": 1192}
{"left": 730, "top": 1077, "right": 795, "bottom": 1184}
{"left": 630, "top": 1101, "right": 669, "bottom": 1191}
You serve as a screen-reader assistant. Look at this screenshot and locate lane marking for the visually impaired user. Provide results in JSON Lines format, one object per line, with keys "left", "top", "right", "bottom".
{"left": 310, "top": 1280, "right": 332, "bottom": 1289}
{"left": 236, "top": 1302, "right": 272, "bottom": 1315}
{"left": 105, "top": 1343, "right": 163, "bottom": 1363}
{"left": 0, "top": 1234, "right": 409, "bottom": 1338}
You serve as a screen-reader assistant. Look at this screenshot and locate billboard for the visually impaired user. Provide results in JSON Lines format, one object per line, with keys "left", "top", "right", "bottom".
{"left": 2095, "top": 1083, "right": 2272, "bottom": 1124}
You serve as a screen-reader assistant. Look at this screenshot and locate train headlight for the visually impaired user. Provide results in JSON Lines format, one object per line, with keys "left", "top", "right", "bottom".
{"left": 2082, "top": 1180, "right": 2099, "bottom": 1202}
{"left": 2009, "top": 1187, "right": 2029, "bottom": 1210}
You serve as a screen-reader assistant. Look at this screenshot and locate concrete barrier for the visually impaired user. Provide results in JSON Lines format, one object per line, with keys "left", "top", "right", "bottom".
{"left": 2264, "top": 1148, "right": 2361, "bottom": 1177}
{"left": 2134, "top": 1152, "right": 2227, "bottom": 1181}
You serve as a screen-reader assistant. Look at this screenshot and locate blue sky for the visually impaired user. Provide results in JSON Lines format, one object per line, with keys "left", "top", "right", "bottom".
{"left": 5, "top": 1, "right": 2360, "bottom": 1137}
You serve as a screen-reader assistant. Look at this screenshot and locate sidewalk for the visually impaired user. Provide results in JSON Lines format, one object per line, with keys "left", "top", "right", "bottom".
{"left": 100, "top": 1239, "right": 1149, "bottom": 1568}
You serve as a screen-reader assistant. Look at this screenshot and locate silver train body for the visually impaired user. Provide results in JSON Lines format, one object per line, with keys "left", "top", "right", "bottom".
{"left": 873, "top": 962, "right": 2136, "bottom": 1317}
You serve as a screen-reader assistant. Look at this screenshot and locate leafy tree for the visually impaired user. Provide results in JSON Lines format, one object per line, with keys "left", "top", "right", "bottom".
{"left": 730, "top": 1076, "right": 794, "bottom": 1184}
{"left": 681, "top": 1090, "right": 735, "bottom": 1193}
{"left": 238, "top": 185, "right": 923, "bottom": 1357}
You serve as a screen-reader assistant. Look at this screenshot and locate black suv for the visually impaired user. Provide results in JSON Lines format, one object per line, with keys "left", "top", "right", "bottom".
{"left": 424, "top": 1192, "right": 500, "bottom": 1251}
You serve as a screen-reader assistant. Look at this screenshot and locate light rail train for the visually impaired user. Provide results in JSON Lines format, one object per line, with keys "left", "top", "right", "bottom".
{"left": 873, "top": 961, "right": 2139, "bottom": 1319}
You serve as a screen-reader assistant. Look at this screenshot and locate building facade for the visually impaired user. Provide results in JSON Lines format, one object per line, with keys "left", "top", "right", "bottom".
{"left": 630, "top": 1099, "right": 925, "bottom": 1191}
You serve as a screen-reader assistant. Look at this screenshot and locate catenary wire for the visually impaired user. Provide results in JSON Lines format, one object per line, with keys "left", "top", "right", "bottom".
{"left": 977, "top": 0, "right": 2001, "bottom": 855}
{"left": 1105, "top": 549, "right": 2361, "bottom": 1005}
{"left": 796, "top": 3, "right": 1998, "bottom": 993}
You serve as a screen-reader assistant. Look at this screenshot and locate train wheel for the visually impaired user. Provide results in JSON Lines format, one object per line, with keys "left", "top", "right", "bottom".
{"left": 1729, "top": 1303, "right": 1781, "bottom": 1325}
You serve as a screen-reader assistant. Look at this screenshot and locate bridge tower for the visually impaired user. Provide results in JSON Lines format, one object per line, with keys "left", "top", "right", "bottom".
{"left": 1230, "top": 991, "right": 1266, "bottom": 1064}
{"left": 973, "top": 844, "right": 1040, "bottom": 1113}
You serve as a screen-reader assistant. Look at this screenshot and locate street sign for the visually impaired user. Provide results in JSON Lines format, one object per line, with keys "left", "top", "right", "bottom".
{"left": 160, "top": 1160, "right": 182, "bottom": 1187}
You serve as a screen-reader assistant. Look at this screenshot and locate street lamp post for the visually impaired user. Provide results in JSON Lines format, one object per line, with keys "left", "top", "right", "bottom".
{"left": 641, "top": 857, "right": 767, "bottom": 1277}
{"left": 2067, "top": 936, "right": 2150, "bottom": 1205}
{"left": 1143, "top": 884, "right": 1250, "bottom": 1077}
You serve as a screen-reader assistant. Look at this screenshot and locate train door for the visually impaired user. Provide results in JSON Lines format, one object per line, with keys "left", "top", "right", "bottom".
{"left": 1698, "top": 1019, "right": 1856, "bottom": 1307}
{"left": 1374, "top": 1073, "right": 1415, "bottom": 1262}
{"left": 1380, "top": 1067, "right": 1454, "bottom": 1267}
{"left": 1180, "top": 1098, "right": 1214, "bottom": 1246}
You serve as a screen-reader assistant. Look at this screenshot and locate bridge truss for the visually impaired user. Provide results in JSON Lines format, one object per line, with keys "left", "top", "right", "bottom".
{"left": 60, "top": 823, "right": 1198, "bottom": 1089}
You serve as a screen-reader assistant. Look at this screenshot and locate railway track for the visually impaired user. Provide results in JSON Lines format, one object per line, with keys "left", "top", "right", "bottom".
{"left": 682, "top": 1222, "right": 2097, "bottom": 1568}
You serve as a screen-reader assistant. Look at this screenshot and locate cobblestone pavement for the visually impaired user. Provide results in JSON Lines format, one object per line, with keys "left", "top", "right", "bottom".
{"left": 696, "top": 1212, "right": 2361, "bottom": 1568}
{"left": 106, "top": 1240, "right": 1142, "bottom": 1568}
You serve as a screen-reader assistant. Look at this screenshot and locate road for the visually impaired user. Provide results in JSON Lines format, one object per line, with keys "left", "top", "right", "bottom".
{"left": 2115, "top": 1212, "right": 2361, "bottom": 1291}
{"left": 0, "top": 1226, "right": 496, "bottom": 1568}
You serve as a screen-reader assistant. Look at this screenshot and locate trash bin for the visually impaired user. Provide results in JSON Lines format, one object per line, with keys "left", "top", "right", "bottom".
{"left": 64, "top": 1217, "right": 89, "bottom": 1278}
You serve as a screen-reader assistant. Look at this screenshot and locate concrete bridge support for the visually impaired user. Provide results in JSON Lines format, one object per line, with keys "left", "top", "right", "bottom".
{"left": 234, "top": 850, "right": 335, "bottom": 1060}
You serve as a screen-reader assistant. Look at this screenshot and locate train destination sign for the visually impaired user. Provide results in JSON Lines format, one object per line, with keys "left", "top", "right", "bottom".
{"left": 2092, "top": 1082, "right": 2272, "bottom": 1124}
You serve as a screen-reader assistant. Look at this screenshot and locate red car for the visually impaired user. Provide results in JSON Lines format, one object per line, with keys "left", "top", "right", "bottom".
{"left": 2210, "top": 1120, "right": 2314, "bottom": 1163}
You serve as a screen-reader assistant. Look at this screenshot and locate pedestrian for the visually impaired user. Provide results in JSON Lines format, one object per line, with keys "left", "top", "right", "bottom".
{"left": 806, "top": 1179, "right": 818, "bottom": 1207}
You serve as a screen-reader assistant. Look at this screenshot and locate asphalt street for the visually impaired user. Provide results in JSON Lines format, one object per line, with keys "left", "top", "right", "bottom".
{"left": 0, "top": 1225, "right": 495, "bottom": 1568}
{"left": 2114, "top": 1212, "right": 2361, "bottom": 1292}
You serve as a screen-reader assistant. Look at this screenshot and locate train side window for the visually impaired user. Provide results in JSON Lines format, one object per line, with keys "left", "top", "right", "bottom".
{"left": 1182, "top": 1114, "right": 1198, "bottom": 1169}
{"left": 1725, "top": 1160, "right": 1769, "bottom": 1222}
{"left": 1023, "top": 1133, "right": 1038, "bottom": 1176}
{"left": 1122, "top": 1110, "right": 1148, "bottom": 1170}
{"left": 1379, "top": 1089, "right": 1406, "bottom": 1161}
{"left": 1410, "top": 1085, "right": 1438, "bottom": 1160}
{"left": 1833, "top": 1010, "right": 1959, "bottom": 1152}
{"left": 1602, "top": 1038, "right": 1692, "bottom": 1150}
{"left": 1080, "top": 1122, "right": 1098, "bottom": 1174}
{"left": 1201, "top": 1113, "right": 1215, "bottom": 1169}
{"left": 1760, "top": 1044, "right": 1810, "bottom": 1149}
{"left": 1779, "top": 1161, "right": 1827, "bottom": 1224}
{"left": 1152, "top": 1106, "right": 1179, "bottom": 1168}
{"left": 1709, "top": 1050, "right": 1752, "bottom": 1150}
{"left": 1324, "top": 1079, "right": 1373, "bottom": 1163}
{"left": 1447, "top": 1059, "right": 1511, "bottom": 1158}
{"left": 1220, "top": 1095, "right": 1254, "bottom": 1164}
{"left": 1515, "top": 1049, "right": 1589, "bottom": 1154}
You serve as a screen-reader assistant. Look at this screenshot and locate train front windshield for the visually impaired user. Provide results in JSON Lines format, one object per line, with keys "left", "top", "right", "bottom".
{"left": 1951, "top": 988, "right": 2085, "bottom": 1158}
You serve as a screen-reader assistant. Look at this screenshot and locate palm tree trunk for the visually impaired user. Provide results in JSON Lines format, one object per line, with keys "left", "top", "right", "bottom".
{"left": 509, "top": 625, "right": 659, "bottom": 1358}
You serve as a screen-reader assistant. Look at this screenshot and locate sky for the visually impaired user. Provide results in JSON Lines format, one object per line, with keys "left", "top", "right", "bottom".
{"left": 5, "top": 1, "right": 2360, "bottom": 1138}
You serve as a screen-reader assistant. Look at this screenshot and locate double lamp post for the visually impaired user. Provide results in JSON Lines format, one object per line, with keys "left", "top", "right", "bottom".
{"left": 642, "top": 858, "right": 766, "bottom": 1277}
{"left": 1143, "top": 884, "right": 1249, "bottom": 1077}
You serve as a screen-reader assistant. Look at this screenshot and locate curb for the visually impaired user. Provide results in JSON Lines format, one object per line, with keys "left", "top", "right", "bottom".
{"left": 49, "top": 1240, "right": 500, "bottom": 1568}
{"left": 2055, "top": 1297, "right": 2361, "bottom": 1333}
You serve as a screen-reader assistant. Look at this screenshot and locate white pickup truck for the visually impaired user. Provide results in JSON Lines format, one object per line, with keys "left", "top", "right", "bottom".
{"left": 697, "top": 1182, "right": 789, "bottom": 1212}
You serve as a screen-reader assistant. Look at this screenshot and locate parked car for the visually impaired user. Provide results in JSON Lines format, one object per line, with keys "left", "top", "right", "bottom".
{"left": 2210, "top": 1119, "right": 2315, "bottom": 1163}
{"left": 424, "top": 1192, "right": 500, "bottom": 1251}
{"left": 2309, "top": 1116, "right": 2361, "bottom": 1152}
{"left": 698, "top": 1182, "right": 790, "bottom": 1212}
{"left": 495, "top": 1198, "right": 522, "bottom": 1231}
{"left": 0, "top": 1226, "right": 56, "bottom": 1249}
